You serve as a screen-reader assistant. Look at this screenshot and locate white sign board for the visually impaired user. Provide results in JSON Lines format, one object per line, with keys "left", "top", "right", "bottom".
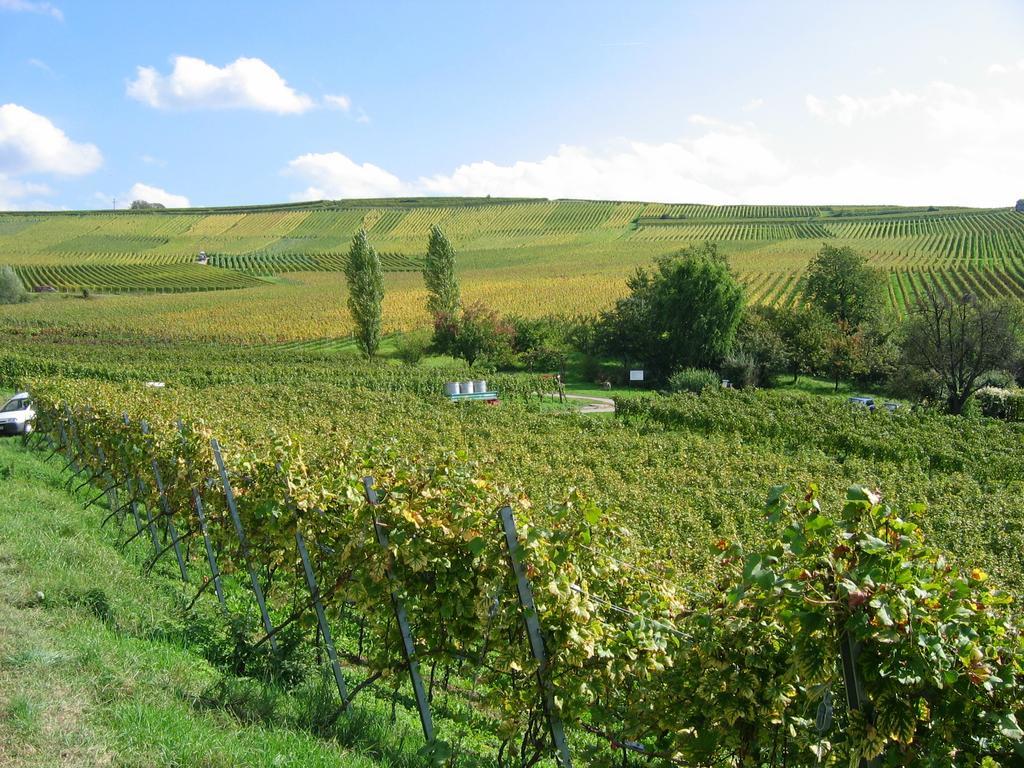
{"left": 629, "top": 369, "right": 644, "bottom": 382}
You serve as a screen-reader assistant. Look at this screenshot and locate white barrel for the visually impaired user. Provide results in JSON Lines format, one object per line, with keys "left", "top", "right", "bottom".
{"left": 460, "top": 381, "right": 474, "bottom": 394}
{"left": 472, "top": 379, "right": 487, "bottom": 393}
{"left": 444, "top": 381, "right": 459, "bottom": 396}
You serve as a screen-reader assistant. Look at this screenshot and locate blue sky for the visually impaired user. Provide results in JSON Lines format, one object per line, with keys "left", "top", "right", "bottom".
{"left": 2, "top": 0, "right": 1024, "bottom": 209}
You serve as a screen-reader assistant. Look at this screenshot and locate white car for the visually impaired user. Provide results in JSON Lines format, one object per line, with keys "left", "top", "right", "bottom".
{"left": 0, "top": 392, "right": 34, "bottom": 436}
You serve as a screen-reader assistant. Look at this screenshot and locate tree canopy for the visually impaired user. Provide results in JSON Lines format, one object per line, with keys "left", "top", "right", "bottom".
{"left": 599, "top": 242, "right": 745, "bottom": 380}
{"left": 343, "top": 229, "right": 385, "bottom": 357}
{"left": 902, "top": 289, "right": 1020, "bottom": 413}
{"left": 423, "top": 225, "right": 461, "bottom": 317}
{"left": 803, "top": 244, "right": 885, "bottom": 327}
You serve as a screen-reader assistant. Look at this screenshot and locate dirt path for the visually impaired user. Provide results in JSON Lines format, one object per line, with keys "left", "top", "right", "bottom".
{"left": 545, "top": 393, "right": 616, "bottom": 414}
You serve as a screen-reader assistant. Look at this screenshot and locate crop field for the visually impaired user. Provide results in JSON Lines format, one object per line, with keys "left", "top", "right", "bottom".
{"left": 1, "top": 197, "right": 1023, "bottom": 343}
{"left": 14, "top": 262, "right": 269, "bottom": 293}
{"left": 5, "top": 198, "right": 1024, "bottom": 763}
{"left": 5, "top": 337, "right": 1024, "bottom": 764}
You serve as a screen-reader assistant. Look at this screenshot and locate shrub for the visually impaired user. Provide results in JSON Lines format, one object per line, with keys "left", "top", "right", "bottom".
{"left": 433, "top": 302, "right": 516, "bottom": 367}
{"left": 0, "top": 266, "right": 28, "bottom": 305}
{"left": 721, "top": 349, "right": 758, "bottom": 388}
{"left": 976, "top": 386, "right": 1024, "bottom": 421}
{"left": 667, "top": 367, "right": 719, "bottom": 394}
{"left": 393, "top": 328, "right": 432, "bottom": 365}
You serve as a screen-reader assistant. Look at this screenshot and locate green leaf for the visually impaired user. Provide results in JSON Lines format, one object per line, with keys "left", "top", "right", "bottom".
{"left": 467, "top": 536, "right": 487, "bottom": 556}
{"left": 860, "top": 534, "right": 888, "bottom": 554}
{"left": 804, "top": 514, "right": 833, "bottom": 534}
{"left": 766, "top": 484, "right": 788, "bottom": 508}
{"left": 998, "top": 713, "right": 1024, "bottom": 740}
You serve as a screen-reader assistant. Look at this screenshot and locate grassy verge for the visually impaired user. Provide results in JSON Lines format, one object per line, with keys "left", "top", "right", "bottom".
{"left": 0, "top": 437, "right": 483, "bottom": 767}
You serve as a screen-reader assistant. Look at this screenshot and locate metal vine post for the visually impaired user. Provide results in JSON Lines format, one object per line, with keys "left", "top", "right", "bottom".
{"left": 176, "top": 419, "right": 225, "bottom": 609}
{"left": 141, "top": 420, "right": 188, "bottom": 582}
{"left": 498, "top": 504, "right": 573, "bottom": 768}
{"left": 210, "top": 437, "right": 278, "bottom": 653}
{"left": 363, "top": 476, "right": 436, "bottom": 744}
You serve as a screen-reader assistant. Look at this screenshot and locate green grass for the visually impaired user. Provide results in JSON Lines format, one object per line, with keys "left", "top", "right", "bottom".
{"left": 0, "top": 437, "right": 486, "bottom": 767}
{"left": 769, "top": 374, "right": 896, "bottom": 401}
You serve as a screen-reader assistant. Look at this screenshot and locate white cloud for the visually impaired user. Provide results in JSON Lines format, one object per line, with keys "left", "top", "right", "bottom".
{"left": 0, "top": 103, "right": 101, "bottom": 175}
{"left": 128, "top": 182, "right": 189, "bottom": 208}
{"left": 127, "top": 56, "right": 314, "bottom": 114}
{"left": 285, "top": 125, "right": 788, "bottom": 203}
{"left": 27, "top": 57, "right": 54, "bottom": 74}
{"left": 324, "top": 94, "right": 351, "bottom": 111}
{"left": 987, "top": 59, "right": 1024, "bottom": 75}
{"left": 0, "top": 173, "right": 52, "bottom": 210}
{"left": 140, "top": 154, "right": 166, "bottom": 167}
{"left": 285, "top": 152, "right": 404, "bottom": 199}
{"left": 277, "top": 63, "right": 1024, "bottom": 208}
{"left": 285, "top": 73, "right": 1024, "bottom": 207}
{"left": 805, "top": 89, "right": 922, "bottom": 125}
{"left": 743, "top": 98, "right": 765, "bottom": 112}
{"left": 0, "top": 0, "right": 62, "bottom": 21}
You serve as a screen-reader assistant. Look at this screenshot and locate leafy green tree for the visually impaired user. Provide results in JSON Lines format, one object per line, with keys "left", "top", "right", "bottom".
{"left": 803, "top": 244, "right": 885, "bottom": 326}
{"left": 735, "top": 305, "right": 788, "bottom": 386}
{"left": 901, "top": 289, "right": 1020, "bottom": 414}
{"left": 511, "top": 315, "right": 571, "bottom": 373}
{"left": 343, "top": 229, "right": 385, "bottom": 357}
{"left": 768, "top": 305, "right": 832, "bottom": 383}
{"left": 423, "top": 225, "right": 461, "bottom": 318}
{"left": 824, "top": 320, "right": 870, "bottom": 391}
{"left": 0, "top": 265, "right": 28, "bottom": 305}
{"left": 1016, "top": 199, "right": 1024, "bottom": 213}
{"left": 599, "top": 243, "right": 745, "bottom": 380}
{"left": 434, "top": 301, "right": 515, "bottom": 366}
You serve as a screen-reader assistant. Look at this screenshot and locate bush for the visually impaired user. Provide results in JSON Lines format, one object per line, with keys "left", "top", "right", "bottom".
{"left": 721, "top": 350, "right": 758, "bottom": 388}
{"left": 433, "top": 302, "right": 516, "bottom": 367}
{"left": 0, "top": 266, "right": 28, "bottom": 305}
{"left": 667, "top": 367, "right": 719, "bottom": 394}
{"left": 393, "top": 328, "right": 432, "bottom": 365}
{"left": 976, "top": 386, "right": 1024, "bottom": 421}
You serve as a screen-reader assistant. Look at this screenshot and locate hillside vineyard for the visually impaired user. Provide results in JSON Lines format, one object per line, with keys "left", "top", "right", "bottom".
{"left": 2, "top": 199, "right": 1024, "bottom": 313}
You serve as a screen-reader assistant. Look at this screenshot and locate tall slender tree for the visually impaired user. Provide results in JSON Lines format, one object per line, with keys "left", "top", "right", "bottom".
{"left": 344, "top": 229, "right": 385, "bottom": 356}
{"left": 423, "top": 225, "right": 461, "bottom": 317}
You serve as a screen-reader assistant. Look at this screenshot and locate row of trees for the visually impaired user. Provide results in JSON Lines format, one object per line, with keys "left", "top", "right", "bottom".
{"left": 342, "top": 225, "right": 1022, "bottom": 416}
{"left": 593, "top": 241, "right": 1021, "bottom": 414}
{"left": 344, "top": 225, "right": 466, "bottom": 358}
